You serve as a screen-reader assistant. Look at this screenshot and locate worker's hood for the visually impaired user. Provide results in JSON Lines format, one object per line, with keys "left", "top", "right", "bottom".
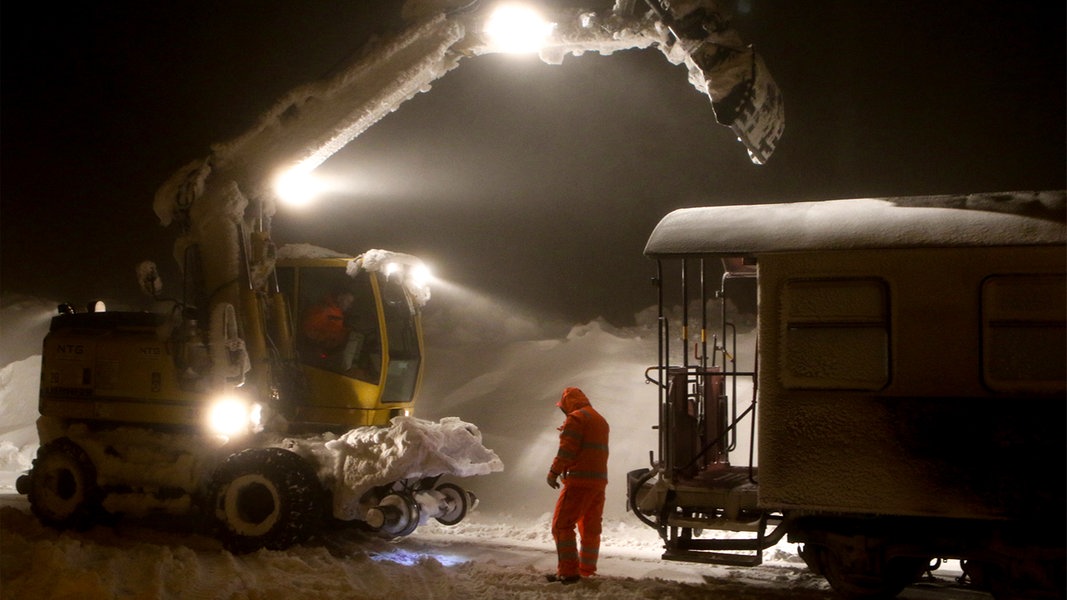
{"left": 556, "top": 387, "right": 591, "bottom": 414}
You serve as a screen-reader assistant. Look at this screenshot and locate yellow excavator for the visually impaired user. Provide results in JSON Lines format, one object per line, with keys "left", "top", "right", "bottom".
{"left": 18, "top": 0, "right": 782, "bottom": 552}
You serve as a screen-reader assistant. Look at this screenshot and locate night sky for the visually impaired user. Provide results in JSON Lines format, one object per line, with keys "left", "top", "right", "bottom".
{"left": 3, "top": 1, "right": 1064, "bottom": 327}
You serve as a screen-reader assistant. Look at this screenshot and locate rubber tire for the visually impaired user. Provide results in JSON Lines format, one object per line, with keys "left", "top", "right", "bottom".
{"left": 208, "top": 447, "right": 323, "bottom": 553}
{"left": 28, "top": 438, "right": 100, "bottom": 529}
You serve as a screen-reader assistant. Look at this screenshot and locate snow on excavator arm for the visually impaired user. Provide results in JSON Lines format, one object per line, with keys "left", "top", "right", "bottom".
{"left": 150, "top": 0, "right": 782, "bottom": 336}
{"left": 154, "top": 0, "right": 782, "bottom": 228}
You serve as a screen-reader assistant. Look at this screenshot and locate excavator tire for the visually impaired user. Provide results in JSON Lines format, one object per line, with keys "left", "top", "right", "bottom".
{"left": 208, "top": 447, "right": 324, "bottom": 553}
{"left": 28, "top": 438, "right": 101, "bottom": 529}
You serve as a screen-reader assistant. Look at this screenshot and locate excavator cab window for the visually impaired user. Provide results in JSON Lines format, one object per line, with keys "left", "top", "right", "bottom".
{"left": 290, "top": 267, "right": 383, "bottom": 383}
{"left": 379, "top": 277, "right": 421, "bottom": 403}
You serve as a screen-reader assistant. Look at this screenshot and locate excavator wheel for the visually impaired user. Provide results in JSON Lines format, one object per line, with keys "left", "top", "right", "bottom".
{"left": 27, "top": 438, "right": 101, "bottom": 529}
{"left": 208, "top": 447, "right": 324, "bottom": 553}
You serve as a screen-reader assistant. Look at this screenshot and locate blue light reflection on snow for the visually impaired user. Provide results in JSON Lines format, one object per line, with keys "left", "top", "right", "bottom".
{"left": 369, "top": 547, "right": 469, "bottom": 567}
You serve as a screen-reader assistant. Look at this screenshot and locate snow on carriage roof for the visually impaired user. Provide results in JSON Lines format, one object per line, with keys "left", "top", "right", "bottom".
{"left": 645, "top": 191, "right": 1067, "bottom": 257}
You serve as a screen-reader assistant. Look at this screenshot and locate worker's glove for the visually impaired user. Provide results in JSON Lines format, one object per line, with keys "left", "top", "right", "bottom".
{"left": 546, "top": 471, "right": 560, "bottom": 489}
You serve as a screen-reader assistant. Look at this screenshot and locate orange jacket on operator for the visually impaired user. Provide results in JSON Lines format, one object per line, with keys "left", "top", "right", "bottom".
{"left": 549, "top": 387, "right": 609, "bottom": 489}
{"left": 302, "top": 299, "right": 348, "bottom": 349}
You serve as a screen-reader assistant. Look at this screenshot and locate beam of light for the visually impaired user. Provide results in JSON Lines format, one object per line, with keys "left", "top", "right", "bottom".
{"left": 483, "top": 3, "right": 555, "bottom": 54}
{"left": 421, "top": 277, "right": 570, "bottom": 344}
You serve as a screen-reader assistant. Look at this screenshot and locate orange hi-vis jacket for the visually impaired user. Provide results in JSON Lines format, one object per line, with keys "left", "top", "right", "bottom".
{"left": 550, "top": 387, "right": 609, "bottom": 489}
{"left": 302, "top": 299, "right": 347, "bottom": 349}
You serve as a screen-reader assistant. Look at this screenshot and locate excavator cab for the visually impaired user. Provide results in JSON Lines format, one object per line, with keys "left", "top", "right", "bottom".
{"left": 275, "top": 255, "right": 425, "bottom": 430}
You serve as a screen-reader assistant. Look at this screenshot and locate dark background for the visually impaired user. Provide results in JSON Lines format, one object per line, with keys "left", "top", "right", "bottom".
{"left": 3, "top": 1, "right": 1064, "bottom": 327}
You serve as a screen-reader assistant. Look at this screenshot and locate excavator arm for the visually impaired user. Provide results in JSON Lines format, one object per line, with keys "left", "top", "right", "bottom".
{"left": 154, "top": 0, "right": 783, "bottom": 232}
{"left": 148, "top": 0, "right": 783, "bottom": 402}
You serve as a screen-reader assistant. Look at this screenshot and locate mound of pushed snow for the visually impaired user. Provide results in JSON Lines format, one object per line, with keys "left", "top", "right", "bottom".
{"left": 0, "top": 357, "right": 41, "bottom": 490}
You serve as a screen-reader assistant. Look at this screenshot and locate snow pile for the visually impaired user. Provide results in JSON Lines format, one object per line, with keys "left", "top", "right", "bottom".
{"left": 330, "top": 417, "right": 502, "bottom": 483}
{"left": 284, "top": 416, "right": 503, "bottom": 520}
{"left": 416, "top": 316, "right": 665, "bottom": 520}
{"left": 0, "top": 357, "right": 41, "bottom": 490}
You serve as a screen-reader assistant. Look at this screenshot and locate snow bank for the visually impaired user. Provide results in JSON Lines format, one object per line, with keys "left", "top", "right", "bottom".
{"left": 416, "top": 316, "right": 667, "bottom": 520}
{"left": 0, "top": 357, "right": 41, "bottom": 490}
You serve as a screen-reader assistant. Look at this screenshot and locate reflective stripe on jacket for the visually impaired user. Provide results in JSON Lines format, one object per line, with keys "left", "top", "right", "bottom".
{"left": 550, "top": 387, "right": 609, "bottom": 489}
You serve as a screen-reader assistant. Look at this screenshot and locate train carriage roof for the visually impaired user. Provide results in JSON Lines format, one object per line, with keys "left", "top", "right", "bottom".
{"left": 645, "top": 191, "right": 1066, "bottom": 257}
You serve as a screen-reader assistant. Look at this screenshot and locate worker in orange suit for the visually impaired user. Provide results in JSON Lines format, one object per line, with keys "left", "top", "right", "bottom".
{"left": 301, "top": 291, "right": 354, "bottom": 353}
{"left": 545, "top": 386, "right": 609, "bottom": 584}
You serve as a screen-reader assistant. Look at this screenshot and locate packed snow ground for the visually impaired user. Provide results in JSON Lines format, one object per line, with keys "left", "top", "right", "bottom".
{"left": 0, "top": 293, "right": 980, "bottom": 599}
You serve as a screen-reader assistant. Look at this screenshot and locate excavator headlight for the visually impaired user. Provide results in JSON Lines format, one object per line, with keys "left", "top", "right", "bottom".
{"left": 408, "top": 264, "right": 432, "bottom": 289}
{"left": 274, "top": 165, "right": 324, "bottom": 207}
{"left": 206, "top": 395, "right": 262, "bottom": 438}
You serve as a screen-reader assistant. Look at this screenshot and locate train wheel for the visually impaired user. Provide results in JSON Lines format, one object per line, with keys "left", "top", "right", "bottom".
{"left": 366, "top": 491, "right": 421, "bottom": 539}
{"left": 28, "top": 438, "right": 100, "bottom": 529}
{"left": 433, "top": 483, "right": 471, "bottom": 526}
{"left": 209, "top": 448, "right": 323, "bottom": 553}
{"left": 811, "top": 543, "right": 926, "bottom": 600}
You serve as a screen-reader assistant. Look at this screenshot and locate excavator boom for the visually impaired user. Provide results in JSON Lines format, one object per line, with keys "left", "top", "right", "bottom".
{"left": 155, "top": 0, "right": 783, "bottom": 231}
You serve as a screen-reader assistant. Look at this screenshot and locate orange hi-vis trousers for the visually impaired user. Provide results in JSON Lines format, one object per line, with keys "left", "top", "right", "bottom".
{"left": 551, "top": 485, "right": 605, "bottom": 578}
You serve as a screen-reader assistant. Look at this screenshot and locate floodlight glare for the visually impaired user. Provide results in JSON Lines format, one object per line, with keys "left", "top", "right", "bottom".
{"left": 274, "top": 165, "right": 324, "bottom": 207}
{"left": 409, "top": 263, "right": 433, "bottom": 288}
{"left": 484, "top": 4, "right": 554, "bottom": 53}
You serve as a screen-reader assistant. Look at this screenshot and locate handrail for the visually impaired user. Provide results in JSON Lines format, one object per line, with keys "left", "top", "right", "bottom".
{"left": 627, "top": 464, "right": 662, "bottom": 531}
{"left": 644, "top": 365, "right": 666, "bottom": 388}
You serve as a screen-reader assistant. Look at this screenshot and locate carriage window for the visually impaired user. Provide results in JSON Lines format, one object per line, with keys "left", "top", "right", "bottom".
{"left": 781, "top": 278, "right": 889, "bottom": 390}
{"left": 982, "top": 275, "right": 1066, "bottom": 393}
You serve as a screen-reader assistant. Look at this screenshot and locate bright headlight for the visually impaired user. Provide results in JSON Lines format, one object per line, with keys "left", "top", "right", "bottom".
{"left": 207, "top": 396, "right": 259, "bottom": 437}
{"left": 274, "top": 165, "right": 324, "bottom": 208}
{"left": 409, "top": 264, "right": 433, "bottom": 289}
